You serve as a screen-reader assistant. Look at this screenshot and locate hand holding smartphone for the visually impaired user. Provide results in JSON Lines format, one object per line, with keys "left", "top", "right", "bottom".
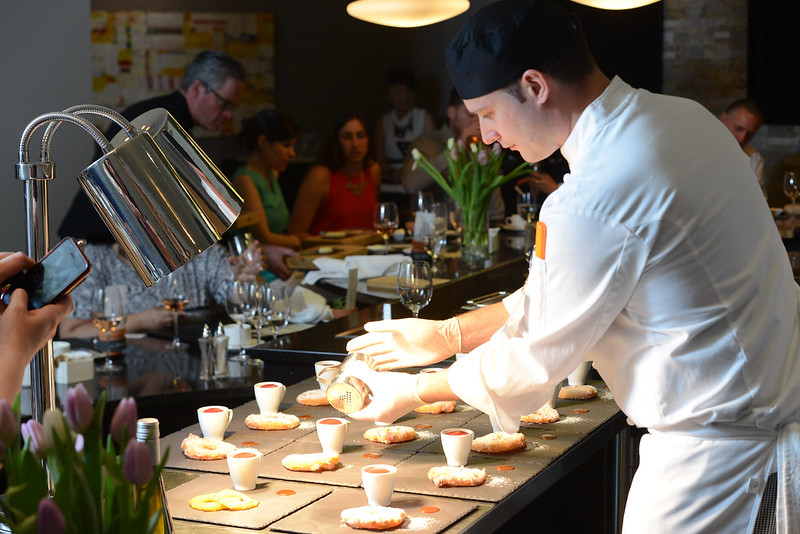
{"left": 0, "top": 238, "right": 92, "bottom": 309}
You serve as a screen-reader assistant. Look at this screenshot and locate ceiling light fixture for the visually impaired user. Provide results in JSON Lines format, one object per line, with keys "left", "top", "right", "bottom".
{"left": 571, "top": 0, "right": 659, "bottom": 9}
{"left": 347, "top": 0, "right": 470, "bottom": 28}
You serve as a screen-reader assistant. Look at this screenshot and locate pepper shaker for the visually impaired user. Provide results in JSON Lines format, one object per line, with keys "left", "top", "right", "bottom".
{"left": 197, "top": 324, "right": 214, "bottom": 381}
{"left": 213, "top": 322, "right": 229, "bottom": 379}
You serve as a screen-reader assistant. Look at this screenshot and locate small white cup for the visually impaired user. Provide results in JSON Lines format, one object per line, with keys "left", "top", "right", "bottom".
{"left": 361, "top": 464, "right": 397, "bottom": 506}
{"left": 316, "top": 417, "right": 350, "bottom": 454}
{"left": 197, "top": 405, "right": 233, "bottom": 440}
{"left": 505, "top": 214, "right": 525, "bottom": 229}
{"left": 226, "top": 448, "right": 262, "bottom": 491}
{"left": 567, "top": 361, "right": 593, "bottom": 386}
{"left": 488, "top": 227, "right": 500, "bottom": 253}
{"left": 254, "top": 381, "right": 286, "bottom": 414}
{"left": 52, "top": 341, "right": 71, "bottom": 358}
{"left": 314, "top": 360, "right": 340, "bottom": 391}
{"left": 440, "top": 428, "right": 474, "bottom": 467}
{"left": 505, "top": 235, "right": 526, "bottom": 249}
{"left": 223, "top": 323, "right": 252, "bottom": 348}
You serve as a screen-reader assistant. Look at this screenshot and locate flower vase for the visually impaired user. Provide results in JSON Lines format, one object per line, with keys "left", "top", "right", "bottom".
{"left": 460, "top": 206, "right": 489, "bottom": 269}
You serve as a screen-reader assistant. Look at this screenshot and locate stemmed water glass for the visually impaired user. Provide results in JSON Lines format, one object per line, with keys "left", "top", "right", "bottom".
{"left": 373, "top": 202, "right": 399, "bottom": 250}
{"left": 397, "top": 260, "right": 433, "bottom": 318}
{"left": 162, "top": 272, "right": 189, "bottom": 351}
{"left": 92, "top": 287, "right": 126, "bottom": 372}
{"left": 784, "top": 171, "right": 800, "bottom": 223}
{"left": 264, "top": 286, "right": 292, "bottom": 341}
{"left": 225, "top": 280, "right": 249, "bottom": 361}
{"left": 246, "top": 282, "right": 269, "bottom": 345}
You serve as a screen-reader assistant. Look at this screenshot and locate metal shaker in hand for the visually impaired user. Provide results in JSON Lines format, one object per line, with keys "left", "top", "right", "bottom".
{"left": 319, "top": 352, "right": 374, "bottom": 414}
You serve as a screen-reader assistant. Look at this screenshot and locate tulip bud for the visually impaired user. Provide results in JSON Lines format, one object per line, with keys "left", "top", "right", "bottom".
{"left": 110, "top": 397, "right": 138, "bottom": 444}
{"left": 65, "top": 383, "right": 94, "bottom": 433}
{"left": 43, "top": 409, "right": 68, "bottom": 452}
{"left": 123, "top": 440, "right": 153, "bottom": 487}
{"left": 411, "top": 147, "right": 421, "bottom": 161}
{"left": 0, "top": 398, "right": 18, "bottom": 447}
{"left": 491, "top": 142, "right": 502, "bottom": 156}
{"left": 450, "top": 149, "right": 458, "bottom": 162}
{"left": 470, "top": 142, "right": 478, "bottom": 154}
{"left": 477, "top": 150, "right": 489, "bottom": 166}
{"left": 37, "top": 498, "right": 65, "bottom": 534}
{"left": 447, "top": 137, "right": 455, "bottom": 150}
{"left": 74, "top": 433, "right": 85, "bottom": 455}
{"left": 21, "top": 419, "right": 47, "bottom": 458}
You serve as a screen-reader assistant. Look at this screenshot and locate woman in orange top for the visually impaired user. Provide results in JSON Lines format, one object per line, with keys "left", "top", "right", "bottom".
{"left": 289, "top": 112, "right": 381, "bottom": 237}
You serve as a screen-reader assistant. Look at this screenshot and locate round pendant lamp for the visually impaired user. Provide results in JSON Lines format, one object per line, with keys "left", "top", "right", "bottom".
{"left": 347, "top": 0, "right": 470, "bottom": 28}
{"left": 570, "top": 0, "right": 660, "bottom": 9}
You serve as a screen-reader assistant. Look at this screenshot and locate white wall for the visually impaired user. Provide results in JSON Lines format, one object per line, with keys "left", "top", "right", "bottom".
{"left": 0, "top": 0, "right": 94, "bottom": 252}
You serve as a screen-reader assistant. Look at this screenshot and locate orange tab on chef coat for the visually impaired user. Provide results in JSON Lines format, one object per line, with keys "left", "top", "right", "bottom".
{"left": 535, "top": 221, "right": 547, "bottom": 259}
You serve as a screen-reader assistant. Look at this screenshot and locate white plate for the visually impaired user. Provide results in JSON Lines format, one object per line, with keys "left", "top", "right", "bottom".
{"left": 784, "top": 204, "right": 800, "bottom": 215}
{"left": 771, "top": 207, "right": 784, "bottom": 218}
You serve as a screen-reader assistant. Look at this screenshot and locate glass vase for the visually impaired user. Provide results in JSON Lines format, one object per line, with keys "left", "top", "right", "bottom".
{"left": 460, "top": 206, "right": 489, "bottom": 269}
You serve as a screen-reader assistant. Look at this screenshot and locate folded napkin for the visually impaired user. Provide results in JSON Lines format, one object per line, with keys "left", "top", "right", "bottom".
{"left": 289, "top": 286, "right": 333, "bottom": 324}
{"left": 302, "top": 254, "right": 406, "bottom": 285}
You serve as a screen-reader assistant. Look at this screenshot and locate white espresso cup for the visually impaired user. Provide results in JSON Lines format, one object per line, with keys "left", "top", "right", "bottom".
{"left": 505, "top": 213, "right": 525, "bottom": 229}
{"left": 223, "top": 323, "right": 252, "bottom": 348}
{"left": 316, "top": 417, "right": 350, "bottom": 454}
{"left": 254, "top": 381, "right": 286, "bottom": 414}
{"left": 314, "top": 360, "right": 340, "bottom": 391}
{"left": 197, "top": 405, "right": 233, "bottom": 440}
{"left": 226, "top": 448, "right": 262, "bottom": 491}
{"left": 441, "top": 428, "right": 474, "bottom": 467}
{"left": 361, "top": 464, "right": 397, "bottom": 507}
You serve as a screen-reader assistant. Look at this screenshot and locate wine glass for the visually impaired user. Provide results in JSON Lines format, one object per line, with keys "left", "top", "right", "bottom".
{"left": 162, "top": 272, "right": 189, "bottom": 351}
{"left": 412, "top": 191, "right": 435, "bottom": 215}
{"left": 373, "top": 202, "right": 399, "bottom": 250}
{"left": 246, "top": 282, "right": 269, "bottom": 345}
{"left": 397, "top": 260, "right": 433, "bottom": 318}
{"left": 784, "top": 171, "right": 800, "bottom": 222}
{"left": 430, "top": 202, "right": 449, "bottom": 263}
{"left": 517, "top": 190, "right": 538, "bottom": 226}
{"left": 225, "top": 280, "right": 249, "bottom": 361}
{"left": 264, "top": 286, "right": 292, "bottom": 341}
{"left": 92, "top": 287, "right": 126, "bottom": 372}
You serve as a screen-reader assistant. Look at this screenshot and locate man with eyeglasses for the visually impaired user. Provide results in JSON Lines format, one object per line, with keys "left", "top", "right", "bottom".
{"left": 59, "top": 50, "right": 246, "bottom": 243}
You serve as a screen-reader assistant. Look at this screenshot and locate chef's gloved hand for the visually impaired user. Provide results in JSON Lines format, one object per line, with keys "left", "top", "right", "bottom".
{"left": 345, "top": 317, "right": 461, "bottom": 371}
{"left": 347, "top": 361, "right": 425, "bottom": 424}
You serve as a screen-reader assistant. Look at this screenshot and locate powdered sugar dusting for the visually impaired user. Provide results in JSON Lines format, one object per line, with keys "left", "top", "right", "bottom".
{"left": 406, "top": 516, "right": 436, "bottom": 531}
{"left": 485, "top": 475, "right": 512, "bottom": 487}
{"left": 299, "top": 421, "right": 315, "bottom": 431}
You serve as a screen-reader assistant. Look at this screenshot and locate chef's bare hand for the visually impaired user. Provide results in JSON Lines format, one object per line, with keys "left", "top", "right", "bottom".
{"left": 345, "top": 317, "right": 461, "bottom": 371}
{"left": 518, "top": 172, "right": 558, "bottom": 195}
{"left": 347, "top": 361, "right": 423, "bottom": 424}
{"left": 263, "top": 244, "right": 298, "bottom": 280}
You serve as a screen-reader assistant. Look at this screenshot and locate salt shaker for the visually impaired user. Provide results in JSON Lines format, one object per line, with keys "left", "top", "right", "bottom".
{"left": 197, "top": 324, "right": 214, "bottom": 381}
{"left": 213, "top": 322, "right": 230, "bottom": 378}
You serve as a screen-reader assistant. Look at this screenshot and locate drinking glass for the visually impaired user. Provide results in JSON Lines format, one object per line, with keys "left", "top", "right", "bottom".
{"left": 92, "top": 287, "right": 126, "bottom": 372}
{"left": 373, "top": 202, "right": 399, "bottom": 249}
{"left": 225, "top": 280, "right": 249, "bottom": 361}
{"left": 264, "top": 286, "right": 292, "bottom": 341}
{"left": 397, "top": 260, "right": 433, "bottom": 318}
{"left": 784, "top": 171, "right": 800, "bottom": 221}
{"left": 246, "top": 282, "right": 269, "bottom": 345}
{"left": 430, "top": 202, "right": 449, "bottom": 263}
{"left": 412, "top": 191, "right": 435, "bottom": 215}
{"left": 162, "top": 272, "right": 189, "bottom": 351}
{"left": 517, "top": 190, "right": 538, "bottom": 226}
{"left": 227, "top": 232, "right": 263, "bottom": 282}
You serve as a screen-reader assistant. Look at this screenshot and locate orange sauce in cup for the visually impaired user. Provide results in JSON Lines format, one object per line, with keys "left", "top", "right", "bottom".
{"left": 233, "top": 452, "right": 257, "bottom": 459}
{"left": 260, "top": 383, "right": 280, "bottom": 388}
{"left": 203, "top": 407, "right": 223, "bottom": 413}
{"left": 319, "top": 418, "right": 342, "bottom": 425}
{"left": 443, "top": 430, "right": 468, "bottom": 436}
{"left": 364, "top": 466, "right": 391, "bottom": 474}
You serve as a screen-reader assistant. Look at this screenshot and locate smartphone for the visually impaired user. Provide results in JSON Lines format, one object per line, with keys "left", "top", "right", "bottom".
{"left": 0, "top": 237, "right": 92, "bottom": 309}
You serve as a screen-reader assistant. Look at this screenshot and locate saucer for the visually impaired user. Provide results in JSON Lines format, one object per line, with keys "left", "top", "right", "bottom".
{"left": 499, "top": 223, "right": 526, "bottom": 232}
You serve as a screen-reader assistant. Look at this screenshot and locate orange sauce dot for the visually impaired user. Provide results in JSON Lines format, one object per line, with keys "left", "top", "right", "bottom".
{"left": 414, "top": 424, "right": 431, "bottom": 429}
{"left": 572, "top": 408, "right": 590, "bottom": 414}
{"left": 541, "top": 434, "right": 557, "bottom": 440}
{"left": 298, "top": 414, "right": 313, "bottom": 420}
{"left": 362, "top": 453, "right": 382, "bottom": 459}
{"left": 419, "top": 506, "right": 440, "bottom": 514}
{"left": 276, "top": 489, "right": 296, "bottom": 496}
{"left": 241, "top": 441, "right": 259, "bottom": 447}
{"left": 496, "top": 465, "right": 515, "bottom": 471}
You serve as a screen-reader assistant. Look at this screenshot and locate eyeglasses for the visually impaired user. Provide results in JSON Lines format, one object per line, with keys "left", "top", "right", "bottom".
{"left": 201, "top": 81, "right": 235, "bottom": 111}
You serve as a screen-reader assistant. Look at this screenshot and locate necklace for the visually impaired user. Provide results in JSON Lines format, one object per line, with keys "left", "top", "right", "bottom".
{"left": 344, "top": 172, "right": 367, "bottom": 197}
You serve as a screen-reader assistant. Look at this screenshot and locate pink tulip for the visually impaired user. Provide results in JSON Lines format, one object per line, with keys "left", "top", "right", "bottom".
{"left": 477, "top": 149, "right": 489, "bottom": 166}
{"left": 37, "top": 498, "right": 65, "bottom": 534}
{"left": 491, "top": 142, "right": 502, "bottom": 156}
{"left": 122, "top": 440, "right": 153, "bottom": 486}
{"left": 74, "top": 433, "right": 85, "bottom": 455}
{"left": 110, "top": 397, "right": 138, "bottom": 444}
{"left": 21, "top": 419, "right": 47, "bottom": 458}
{"left": 65, "top": 383, "right": 93, "bottom": 433}
{"left": 450, "top": 148, "right": 458, "bottom": 162}
{"left": 0, "top": 398, "right": 17, "bottom": 446}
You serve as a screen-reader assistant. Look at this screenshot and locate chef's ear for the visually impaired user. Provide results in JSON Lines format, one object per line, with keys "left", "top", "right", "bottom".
{"left": 520, "top": 69, "right": 550, "bottom": 105}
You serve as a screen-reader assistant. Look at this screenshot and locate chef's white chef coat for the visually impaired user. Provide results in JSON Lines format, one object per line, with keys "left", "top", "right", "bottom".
{"left": 449, "top": 77, "right": 800, "bottom": 533}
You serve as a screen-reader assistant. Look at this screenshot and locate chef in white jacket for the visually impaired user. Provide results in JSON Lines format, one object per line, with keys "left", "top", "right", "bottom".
{"left": 345, "top": 1, "right": 800, "bottom": 533}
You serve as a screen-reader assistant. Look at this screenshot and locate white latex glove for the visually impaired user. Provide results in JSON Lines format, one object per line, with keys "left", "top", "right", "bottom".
{"left": 345, "top": 317, "right": 461, "bottom": 371}
{"left": 346, "top": 361, "right": 425, "bottom": 424}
